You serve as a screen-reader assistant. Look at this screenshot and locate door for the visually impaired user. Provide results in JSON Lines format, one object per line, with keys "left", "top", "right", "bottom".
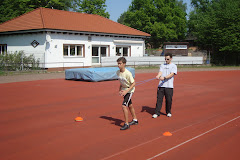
{"left": 92, "top": 46, "right": 107, "bottom": 64}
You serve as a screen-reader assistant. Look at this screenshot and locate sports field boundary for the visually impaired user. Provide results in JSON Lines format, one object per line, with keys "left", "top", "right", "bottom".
{"left": 147, "top": 116, "right": 240, "bottom": 160}
{"left": 100, "top": 112, "right": 240, "bottom": 160}
{"left": 1, "top": 67, "right": 240, "bottom": 84}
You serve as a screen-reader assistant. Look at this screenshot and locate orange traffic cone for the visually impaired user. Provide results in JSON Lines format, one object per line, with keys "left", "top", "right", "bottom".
{"left": 163, "top": 131, "right": 172, "bottom": 136}
{"left": 75, "top": 112, "right": 83, "bottom": 122}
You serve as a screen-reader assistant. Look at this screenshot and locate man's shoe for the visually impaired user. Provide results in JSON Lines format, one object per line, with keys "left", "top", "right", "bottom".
{"left": 129, "top": 120, "right": 138, "bottom": 125}
{"left": 120, "top": 123, "right": 130, "bottom": 130}
{"left": 152, "top": 114, "right": 159, "bottom": 118}
{"left": 167, "top": 113, "right": 172, "bottom": 117}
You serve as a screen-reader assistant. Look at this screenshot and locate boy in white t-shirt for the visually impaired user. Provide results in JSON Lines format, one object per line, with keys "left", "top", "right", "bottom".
{"left": 117, "top": 57, "right": 138, "bottom": 130}
{"left": 153, "top": 53, "right": 177, "bottom": 118}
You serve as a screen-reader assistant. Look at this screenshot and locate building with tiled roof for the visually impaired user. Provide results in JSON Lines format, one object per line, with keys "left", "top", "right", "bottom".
{"left": 0, "top": 7, "right": 150, "bottom": 69}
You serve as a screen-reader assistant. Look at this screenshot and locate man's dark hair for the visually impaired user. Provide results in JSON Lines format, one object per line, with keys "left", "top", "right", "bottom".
{"left": 165, "top": 53, "right": 172, "bottom": 58}
{"left": 117, "top": 57, "right": 127, "bottom": 64}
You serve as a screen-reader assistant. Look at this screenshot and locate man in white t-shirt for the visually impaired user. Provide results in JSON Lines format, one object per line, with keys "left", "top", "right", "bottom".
{"left": 153, "top": 53, "right": 177, "bottom": 118}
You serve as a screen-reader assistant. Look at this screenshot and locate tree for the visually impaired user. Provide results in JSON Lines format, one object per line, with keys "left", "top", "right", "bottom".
{"left": 191, "top": 0, "right": 211, "bottom": 10}
{"left": 117, "top": 11, "right": 127, "bottom": 24}
{"left": 176, "top": 0, "right": 187, "bottom": 12}
{"left": 0, "top": 0, "right": 74, "bottom": 23}
{"left": 118, "top": 0, "right": 187, "bottom": 48}
{"left": 188, "top": 0, "right": 240, "bottom": 65}
{"left": 73, "top": 0, "right": 109, "bottom": 18}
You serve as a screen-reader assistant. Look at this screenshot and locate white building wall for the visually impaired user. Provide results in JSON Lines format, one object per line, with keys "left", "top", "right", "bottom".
{"left": 112, "top": 39, "right": 144, "bottom": 57}
{"left": 0, "top": 33, "right": 46, "bottom": 64}
{"left": 0, "top": 32, "right": 146, "bottom": 68}
{"left": 45, "top": 33, "right": 89, "bottom": 68}
{"left": 46, "top": 32, "right": 145, "bottom": 68}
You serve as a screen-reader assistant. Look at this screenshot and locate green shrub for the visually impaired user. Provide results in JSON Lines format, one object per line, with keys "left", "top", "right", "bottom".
{"left": 0, "top": 51, "right": 40, "bottom": 71}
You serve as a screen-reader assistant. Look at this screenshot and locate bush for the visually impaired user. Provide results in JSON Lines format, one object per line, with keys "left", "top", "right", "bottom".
{"left": 0, "top": 51, "right": 40, "bottom": 71}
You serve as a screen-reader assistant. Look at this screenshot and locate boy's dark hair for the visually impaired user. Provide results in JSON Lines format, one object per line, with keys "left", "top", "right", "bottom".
{"left": 165, "top": 53, "right": 172, "bottom": 58}
{"left": 117, "top": 57, "right": 127, "bottom": 64}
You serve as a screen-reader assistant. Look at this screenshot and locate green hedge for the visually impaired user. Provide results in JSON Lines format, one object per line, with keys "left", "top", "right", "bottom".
{"left": 0, "top": 51, "right": 40, "bottom": 71}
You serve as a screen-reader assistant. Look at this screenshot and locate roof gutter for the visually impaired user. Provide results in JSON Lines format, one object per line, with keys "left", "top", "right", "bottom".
{"left": 0, "top": 29, "right": 150, "bottom": 39}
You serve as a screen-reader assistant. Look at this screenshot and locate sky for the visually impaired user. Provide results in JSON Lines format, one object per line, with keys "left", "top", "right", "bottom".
{"left": 105, "top": 0, "right": 192, "bottom": 22}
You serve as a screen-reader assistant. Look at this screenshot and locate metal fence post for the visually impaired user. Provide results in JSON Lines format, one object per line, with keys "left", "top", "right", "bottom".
{"left": 21, "top": 53, "right": 23, "bottom": 71}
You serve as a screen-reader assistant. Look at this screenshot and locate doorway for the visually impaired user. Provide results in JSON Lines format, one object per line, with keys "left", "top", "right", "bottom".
{"left": 92, "top": 46, "right": 108, "bottom": 64}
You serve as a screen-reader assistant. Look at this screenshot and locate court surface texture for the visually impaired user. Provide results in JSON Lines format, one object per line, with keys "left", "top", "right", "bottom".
{"left": 0, "top": 70, "right": 239, "bottom": 160}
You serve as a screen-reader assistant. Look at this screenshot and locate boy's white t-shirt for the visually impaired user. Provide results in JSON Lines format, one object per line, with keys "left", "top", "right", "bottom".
{"left": 158, "top": 63, "right": 177, "bottom": 88}
{"left": 117, "top": 69, "right": 135, "bottom": 93}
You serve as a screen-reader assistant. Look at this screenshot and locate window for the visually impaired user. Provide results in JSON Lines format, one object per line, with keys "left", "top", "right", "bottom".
{"left": 77, "top": 46, "right": 82, "bottom": 56}
{"left": 0, "top": 44, "right": 7, "bottom": 55}
{"left": 70, "top": 45, "right": 75, "bottom": 56}
{"left": 101, "top": 47, "right": 107, "bottom": 57}
{"left": 116, "top": 46, "right": 129, "bottom": 57}
{"left": 63, "top": 44, "right": 84, "bottom": 57}
{"left": 92, "top": 47, "right": 99, "bottom": 56}
{"left": 63, "top": 45, "right": 68, "bottom": 56}
{"left": 123, "top": 47, "right": 128, "bottom": 56}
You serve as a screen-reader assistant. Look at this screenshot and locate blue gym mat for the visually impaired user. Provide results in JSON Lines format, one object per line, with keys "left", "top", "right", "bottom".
{"left": 65, "top": 67, "right": 135, "bottom": 82}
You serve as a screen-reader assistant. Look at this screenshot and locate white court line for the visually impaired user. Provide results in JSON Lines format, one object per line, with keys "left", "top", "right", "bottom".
{"left": 100, "top": 124, "right": 196, "bottom": 160}
{"left": 100, "top": 113, "right": 229, "bottom": 160}
{"left": 147, "top": 116, "right": 240, "bottom": 160}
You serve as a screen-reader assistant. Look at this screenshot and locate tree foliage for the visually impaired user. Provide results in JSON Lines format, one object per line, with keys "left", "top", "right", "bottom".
{"left": 117, "top": 11, "right": 127, "bottom": 24}
{"left": 118, "top": 0, "right": 187, "bottom": 48}
{"left": 0, "top": 0, "right": 73, "bottom": 23}
{"left": 73, "top": 0, "right": 109, "bottom": 18}
{"left": 188, "top": 0, "right": 240, "bottom": 65}
{"left": 0, "top": 0, "right": 110, "bottom": 23}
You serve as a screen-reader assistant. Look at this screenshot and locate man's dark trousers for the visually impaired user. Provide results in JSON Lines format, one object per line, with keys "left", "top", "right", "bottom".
{"left": 155, "top": 87, "right": 173, "bottom": 116}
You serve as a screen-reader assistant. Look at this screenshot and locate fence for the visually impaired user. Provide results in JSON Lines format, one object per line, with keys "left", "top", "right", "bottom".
{"left": 1, "top": 56, "right": 208, "bottom": 72}
{"left": 0, "top": 62, "right": 84, "bottom": 72}
{"left": 101, "top": 56, "right": 206, "bottom": 67}
{"left": 100, "top": 60, "right": 208, "bottom": 68}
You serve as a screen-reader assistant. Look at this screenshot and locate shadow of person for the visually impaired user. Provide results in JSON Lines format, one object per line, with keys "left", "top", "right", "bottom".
{"left": 141, "top": 106, "right": 166, "bottom": 116}
{"left": 100, "top": 116, "right": 124, "bottom": 127}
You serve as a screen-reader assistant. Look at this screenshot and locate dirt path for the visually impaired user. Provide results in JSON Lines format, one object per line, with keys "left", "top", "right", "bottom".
{"left": 0, "top": 67, "right": 239, "bottom": 84}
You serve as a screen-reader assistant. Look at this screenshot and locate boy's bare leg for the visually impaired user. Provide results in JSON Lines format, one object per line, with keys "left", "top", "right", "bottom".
{"left": 129, "top": 104, "right": 137, "bottom": 120}
{"left": 122, "top": 105, "right": 129, "bottom": 125}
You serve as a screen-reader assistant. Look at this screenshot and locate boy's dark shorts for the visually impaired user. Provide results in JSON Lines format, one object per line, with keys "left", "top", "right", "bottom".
{"left": 122, "top": 93, "right": 133, "bottom": 107}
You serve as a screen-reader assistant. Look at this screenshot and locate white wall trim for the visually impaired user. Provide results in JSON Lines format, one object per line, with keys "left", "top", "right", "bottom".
{"left": 113, "top": 40, "right": 143, "bottom": 44}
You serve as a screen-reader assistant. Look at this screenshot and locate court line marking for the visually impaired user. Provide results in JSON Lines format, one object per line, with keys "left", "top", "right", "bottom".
{"left": 100, "top": 124, "right": 195, "bottom": 160}
{"left": 147, "top": 116, "right": 240, "bottom": 160}
{"left": 100, "top": 115, "right": 239, "bottom": 160}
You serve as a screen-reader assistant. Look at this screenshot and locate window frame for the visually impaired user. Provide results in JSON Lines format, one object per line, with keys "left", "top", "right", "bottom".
{"left": 63, "top": 44, "right": 85, "bottom": 57}
{"left": 115, "top": 46, "right": 130, "bottom": 57}
{"left": 0, "top": 44, "right": 7, "bottom": 55}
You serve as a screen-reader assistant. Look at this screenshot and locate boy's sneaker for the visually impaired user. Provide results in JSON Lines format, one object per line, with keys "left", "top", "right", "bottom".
{"left": 129, "top": 120, "right": 138, "bottom": 125}
{"left": 152, "top": 114, "right": 159, "bottom": 118}
{"left": 167, "top": 113, "right": 172, "bottom": 117}
{"left": 120, "top": 123, "right": 130, "bottom": 130}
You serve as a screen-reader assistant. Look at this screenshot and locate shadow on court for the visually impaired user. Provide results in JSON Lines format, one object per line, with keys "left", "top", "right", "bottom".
{"left": 141, "top": 106, "right": 166, "bottom": 116}
{"left": 100, "top": 116, "right": 124, "bottom": 127}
